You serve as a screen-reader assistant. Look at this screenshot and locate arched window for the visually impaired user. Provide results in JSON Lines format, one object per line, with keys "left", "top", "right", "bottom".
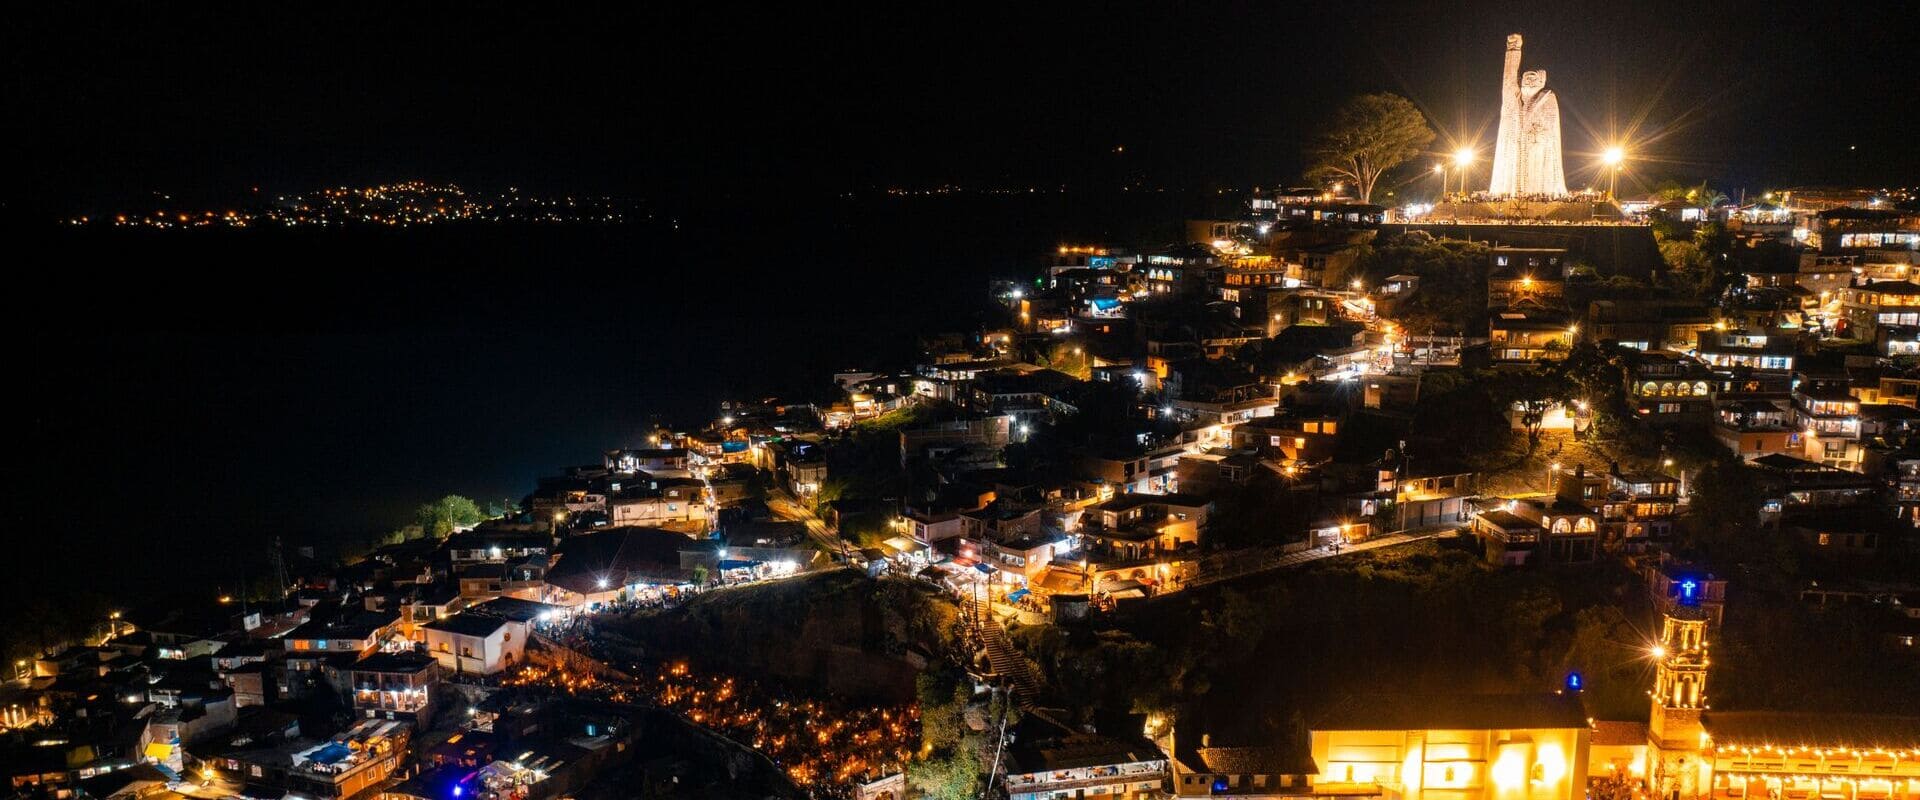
{"left": 1660, "top": 382, "right": 1676, "bottom": 397}
{"left": 1575, "top": 517, "right": 1597, "bottom": 533}
{"left": 1676, "top": 382, "right": 1692, "bottom": 397}
{"left": 1552, "top": 518, "right": 1572, "bottom": 534}
{"left": 1641, "top": 382, "right": 1659, "bottom": 397}
{"left": 1694, "top": 382, "right": 1710, "bottom": 396}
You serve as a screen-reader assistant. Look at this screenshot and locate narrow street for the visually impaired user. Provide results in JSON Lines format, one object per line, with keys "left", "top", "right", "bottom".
{"left": 766, "top": 488, "right": 853, "bottom": 560}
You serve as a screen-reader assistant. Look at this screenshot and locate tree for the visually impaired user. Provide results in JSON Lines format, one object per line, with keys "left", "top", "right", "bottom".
{"left": 414, "top": 494, "right": 485, "bottom": 539}
{"left": 1488, "top": 367, "right": 1566, "bottom": 449}
{"left": 1304, "top": 93, "right": 1435, "bottom": 203}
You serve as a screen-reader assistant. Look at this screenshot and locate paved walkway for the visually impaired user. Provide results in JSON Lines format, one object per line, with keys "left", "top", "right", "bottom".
{"left": 1184, "top": 528, "right": 1454, "bottom": 590}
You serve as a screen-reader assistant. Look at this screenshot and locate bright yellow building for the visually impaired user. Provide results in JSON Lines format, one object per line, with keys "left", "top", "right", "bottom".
{"left": 1310, "top": 693, "right": 1591, "bottom": 800}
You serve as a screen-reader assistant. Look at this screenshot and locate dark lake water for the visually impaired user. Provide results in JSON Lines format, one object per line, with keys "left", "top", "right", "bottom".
{"left": 11, "top": 190, "right": 1237, "bottom": 601}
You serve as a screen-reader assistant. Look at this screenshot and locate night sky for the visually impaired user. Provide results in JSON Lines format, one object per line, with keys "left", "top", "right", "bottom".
{"left": 12, "top": 0, "right": 1920, "bottom": 212}
{"left": 7, "top": 1, "right": 1919, "bottom": 603}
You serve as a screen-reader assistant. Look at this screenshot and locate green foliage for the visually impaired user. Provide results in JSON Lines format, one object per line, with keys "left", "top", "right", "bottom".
{"left": 1410, "top": 371, "right": 1512, "bottom": 455}
{"left": 415, "top": 494, "right": 485, "bottom": 539}
{"left": 831, "top": 401, "right": 965, "bottom": 503}
{"left": 837, "top": 510, "right": 898, "bottom": 549}
{"left": 1656, "top": 235, "right": 1734, "bottom": 301}
{"left": 1206, "top": 472, "right": 1313, "bottom": 549}
{"left": 608, "top": 572, "right": 957, "bottom": 699}
{"left": 1679, "top": 461, "right": 1799, "bottom": 589}
{"left": 1715, "top": 592, "right": 1920, "bottom": 714}
{"left": 1485, "top": 365, "right": 1566, "bottom": 448}
{"left": 910, "top": 666, "right": 1017, "bottom": 800}
{"left": 1036, "top": 341, "right": 1092, "bottom": 379}
{"left": 907, "top": 749, "right": 978, "bottom": 800}
{"left": 1363, "top": 237, "right": 1491, "bottom": 335}
{"left": 1304, "top": 93, "right": 1436, "bottom": 203}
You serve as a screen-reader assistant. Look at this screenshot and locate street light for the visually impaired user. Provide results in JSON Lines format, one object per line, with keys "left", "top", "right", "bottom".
{"left": 1601, "top": 147, "right": 1626, "bottom": 200}
{"left": 1433, "top": 163, "right": 1446, "bottom": 196}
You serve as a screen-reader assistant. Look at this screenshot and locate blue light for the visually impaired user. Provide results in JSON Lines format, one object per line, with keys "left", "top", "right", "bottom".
{"left": 1566, "top": 672, "right": 1583, "bottom": 692}
{"left": 1679, "top": 579, "right": 1699, "bottom": 606}
{"left": 1213, "top": 779, "right": 1229, "bottom": 793}
{"left": 452, "top": 787, "right": 463, "bottom": 798}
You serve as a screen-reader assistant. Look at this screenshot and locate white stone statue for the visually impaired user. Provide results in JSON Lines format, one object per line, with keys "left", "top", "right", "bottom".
{"left": 1488, "top": 34, "right": 1567, "bottom": 197}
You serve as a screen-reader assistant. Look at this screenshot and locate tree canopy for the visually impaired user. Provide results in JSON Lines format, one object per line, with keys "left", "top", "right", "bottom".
{"left": 415, "top": 494, "right": 485, "bottom": 539}
{"left": 1304, "top": 93, "right": 1435, "bottom": 203}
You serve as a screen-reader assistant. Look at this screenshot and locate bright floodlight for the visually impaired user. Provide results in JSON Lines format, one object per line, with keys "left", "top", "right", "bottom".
{"left": 1433, "top": 163, "right": 1445, "bottom": 174}
{"left": 1453, "top": 147, "right": 1475, "bottom": 167}
{"left": 1602, "top": 146, "right": 1625, "bottom": 166}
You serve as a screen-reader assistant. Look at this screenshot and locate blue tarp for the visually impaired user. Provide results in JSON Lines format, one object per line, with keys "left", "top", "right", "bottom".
{"left": 1091, "top": 297, "right": 1120, "bottom": 310}
{"left": 1006, "top": 588, "right": 1030, "bottom": 602}
{"left": 310, "top": 742, "right": 354, "bottom": 765}
{"left": 721, "top": 441, "right": 748, "bottom": 453}
{"left": 973, "top": 562, "right": 995, "bottom": 574}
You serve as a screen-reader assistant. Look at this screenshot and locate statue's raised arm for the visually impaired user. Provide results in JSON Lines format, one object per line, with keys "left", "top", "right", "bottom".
{"left": 1489, "top": 33, "right": 1525, "bottom": 195}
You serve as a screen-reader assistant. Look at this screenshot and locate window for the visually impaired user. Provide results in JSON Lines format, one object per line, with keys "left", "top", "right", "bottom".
{"left": 1323, "top": 421, "right": 1337, "bottom": 434}
{"left": 460, "top": 646, "right": 473, "bottom": 657}
{"left": 1818, "top": 533, "right": 1832, "bottom": 546}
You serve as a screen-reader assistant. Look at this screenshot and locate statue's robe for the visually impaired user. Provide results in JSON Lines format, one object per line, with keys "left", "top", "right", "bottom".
{"left": 1517, "top": 89, "right": 1567, "bottom": 196}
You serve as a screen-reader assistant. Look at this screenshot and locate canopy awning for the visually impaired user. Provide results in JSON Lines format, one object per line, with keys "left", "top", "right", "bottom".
{"left": 718, "top": 559, "right": 762, "bottom": 570}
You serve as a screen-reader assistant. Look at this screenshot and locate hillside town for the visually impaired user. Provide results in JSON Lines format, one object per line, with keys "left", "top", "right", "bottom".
{"left": 6, "top": 178, "right": 1920, "bottom": 800}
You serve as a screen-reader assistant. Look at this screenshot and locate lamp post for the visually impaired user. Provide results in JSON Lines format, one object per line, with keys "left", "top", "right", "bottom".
{"left": 1433, "top": 163, "right": 1447, "bottom": 198}
{"left": 1452, "top": 148, "right": 1476, "bottom": 197}
{"left": 1602, "top": 147, "right": 1626, "bottom": 200}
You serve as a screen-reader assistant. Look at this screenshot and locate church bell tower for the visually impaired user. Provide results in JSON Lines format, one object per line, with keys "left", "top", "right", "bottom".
{"left": 1649, "top": 605, "right": 1710, "bottom": 745}
{"left": 1648, "top": 598, "right": 1712, "bottom": 800}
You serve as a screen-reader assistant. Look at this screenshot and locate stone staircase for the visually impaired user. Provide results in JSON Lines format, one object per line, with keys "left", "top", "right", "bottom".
{"left": 963, "top": 597, "right": 1039, "bottom": 709}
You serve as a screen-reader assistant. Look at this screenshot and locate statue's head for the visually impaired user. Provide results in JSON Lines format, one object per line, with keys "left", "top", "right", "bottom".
{"left": 1507, "top": 33, "right": 1523, "bottom": 50}
{"left": 1521, "top": 69, "right": 1547, "bottom": 98}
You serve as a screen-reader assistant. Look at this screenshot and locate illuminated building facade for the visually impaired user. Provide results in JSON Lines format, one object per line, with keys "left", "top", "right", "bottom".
{"left": 347, "top": 653, "right": 440, "bottom": 730}
{"left": 1309, "top": 692, "right": 1590, "bottom": 800}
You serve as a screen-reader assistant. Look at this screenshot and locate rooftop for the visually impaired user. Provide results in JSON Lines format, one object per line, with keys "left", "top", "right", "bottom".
{"left": 1312, "top": 692, "right": 1589, "bottom": 732}
{"left": 423, "top": 612, "right": 508, "bottom": 638}
{"left": 1704, "top": 711, "right": 1920, "bottom": 749}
